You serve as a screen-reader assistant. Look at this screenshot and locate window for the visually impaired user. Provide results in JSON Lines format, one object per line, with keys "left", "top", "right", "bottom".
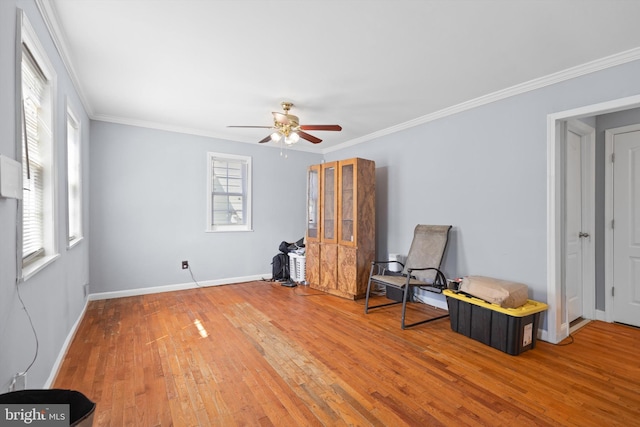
{"left": 207, "top": 152, "right": 252, "bottom": 232}
{"left": 66, "top": 105, "right": 82, "bottom": 246}
{"left": 20, "top": 13, "right": 57, "bottom": 276}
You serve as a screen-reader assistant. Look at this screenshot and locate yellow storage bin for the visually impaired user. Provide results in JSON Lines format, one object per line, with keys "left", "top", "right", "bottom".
{"left": 444, "top": 289, "right": 548, "bottom": 355}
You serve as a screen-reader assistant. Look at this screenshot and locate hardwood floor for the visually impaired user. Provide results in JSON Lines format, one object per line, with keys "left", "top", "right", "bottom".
{"left": 54, "top": 281, "right": 640, "bottom": 426}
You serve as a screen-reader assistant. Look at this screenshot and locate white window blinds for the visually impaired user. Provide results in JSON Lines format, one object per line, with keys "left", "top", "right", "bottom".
{"left": 207, "top": 153, "right": 252, "bottom": 232}
{"left": 212, "top": 158, "right": 246, "bottom": 226}
{"left": 21, "top": 46, "right": 46, "bottom": 263}
{"left": 67, "top": 110, "right": 82, "bottom": 244}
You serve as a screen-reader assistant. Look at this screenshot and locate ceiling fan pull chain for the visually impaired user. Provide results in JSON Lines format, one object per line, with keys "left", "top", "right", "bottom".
{"left": 280, "top": 142, "right": 288, "bottom": 159}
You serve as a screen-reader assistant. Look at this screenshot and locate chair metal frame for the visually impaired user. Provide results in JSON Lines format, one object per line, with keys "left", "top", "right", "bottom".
{"left": 364, "top": 225, "right": 451, "bottom": 329}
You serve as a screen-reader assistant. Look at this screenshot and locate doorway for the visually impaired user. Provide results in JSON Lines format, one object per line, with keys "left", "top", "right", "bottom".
{"left": 547, "top": 94, "right": 640, "bottom": 344}
{"left": 563, "top": 120, "right": 595, "bottom": 326}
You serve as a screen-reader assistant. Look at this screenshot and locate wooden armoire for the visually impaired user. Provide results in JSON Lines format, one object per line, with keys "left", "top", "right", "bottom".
{"left": 305, "top": 158, "right": 375, "bottom": 299}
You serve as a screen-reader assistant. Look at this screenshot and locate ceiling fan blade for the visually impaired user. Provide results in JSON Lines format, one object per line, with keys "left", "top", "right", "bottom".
{"left": 227, "top": 125, "right": 273, "bottom": 129}
{"left": 298, "top": 131, "right": 322, "bottom": 144}
{"left": 258, "top": 135, "right": 272, "bottom": 143}
{"left": 299, "top": 125, "right": 342, "bottom": 131}
{"left": 273, "top": 112, "right": 290, "bottom": 125}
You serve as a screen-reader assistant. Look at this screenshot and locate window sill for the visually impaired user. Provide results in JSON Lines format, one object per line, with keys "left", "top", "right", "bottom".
{"left": 21, "top": 253, "right": 60, "bottom": 282}
{"left": 67, "top": 236, "right": 84, "bottom": 250}
{"left": 206, "top": 228, "right": 254, "bottom": 233}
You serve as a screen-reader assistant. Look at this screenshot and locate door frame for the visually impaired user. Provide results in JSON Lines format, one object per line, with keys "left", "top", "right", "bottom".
{"left": 546, "top": 94, "right": 640, "bottom": 344}
{"left": 563, "top": 119, "right": 595, "bottom": 323}
{"left": 604, "top": 123, "right": 640, "bottom": 322}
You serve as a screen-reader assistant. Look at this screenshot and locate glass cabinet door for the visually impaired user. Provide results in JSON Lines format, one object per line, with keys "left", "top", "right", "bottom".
{"left": 339, "top": 159, "right": 356, "bottom": 246}
{"left": 322, "top": 162, "right": 338, "bottom": 243}
{"left": 306, "top": 165, "right": 320, "bottom": 241}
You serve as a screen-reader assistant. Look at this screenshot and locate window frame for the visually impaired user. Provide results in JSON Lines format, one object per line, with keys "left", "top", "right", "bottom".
{"left": 206, "top": 152, "right": 253, "bottom": 233}
{"left": 66, "top": 101, "right": 83, "bottom": 248}
{"left": 18, "top": 10, "right": 59, "bottom": 281}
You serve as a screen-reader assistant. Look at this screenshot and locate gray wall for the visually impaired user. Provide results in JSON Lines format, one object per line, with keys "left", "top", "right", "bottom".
{"left": 327, "top": 59, "right": 640, "bottom": 312}
{"left": 89, "top": 121, "right": 322, "bottom": 293}
{"left": 1, "top": 0, "right": 90, "bottom": 390}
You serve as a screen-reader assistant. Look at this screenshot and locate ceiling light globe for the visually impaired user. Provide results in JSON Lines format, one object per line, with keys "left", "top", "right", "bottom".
{"left": 270, "top": 132, "right": 282, "bottom": 142}
{"left": 285, "top": 132, "right": 300, "bottom": 145}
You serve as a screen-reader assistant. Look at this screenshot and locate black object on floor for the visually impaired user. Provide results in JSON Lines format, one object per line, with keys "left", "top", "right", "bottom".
{"left": 0, "top": 389, "right": 96, "bottom": 426}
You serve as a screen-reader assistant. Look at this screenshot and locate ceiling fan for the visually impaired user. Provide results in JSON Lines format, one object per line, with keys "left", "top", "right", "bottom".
{"left": 228, "top": 102, "right": 342, "bottom": 145}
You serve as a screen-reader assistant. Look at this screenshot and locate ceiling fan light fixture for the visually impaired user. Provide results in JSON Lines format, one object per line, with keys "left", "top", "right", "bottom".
{"left": 285, "top": 132, "right": 300, "bottom": 145}
{"left": 270, "top": 131, "right": 282, "bottom": 142}
{"left": 229, "top": 102, "right": 341, "bottom": 146}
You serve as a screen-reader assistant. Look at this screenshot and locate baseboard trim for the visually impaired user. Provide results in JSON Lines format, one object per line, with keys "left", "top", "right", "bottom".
{"left": 47, "top": 274, "right": 270, "bottom": 386}
{"left": 413, "top": 291, "right": 448, "bottom": 311}
{"left": 538, "top": 329, "right": 549, "bottom": 343}
{"left": 88, "top": 273, "right": 270, "bottom": 301}
{"left": 44, "top": 297, "right": 90, "bottom": 388}
{"left": 595, "top": 309, "right": 607, "bottom": 322}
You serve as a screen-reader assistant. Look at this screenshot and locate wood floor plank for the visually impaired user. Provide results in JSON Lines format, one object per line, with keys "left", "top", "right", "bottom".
{"left": 54, "top": 281, "right": 640, "bottom": 426}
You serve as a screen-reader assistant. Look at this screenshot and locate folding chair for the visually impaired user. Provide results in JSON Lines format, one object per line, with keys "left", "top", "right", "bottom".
{"left": 364, "top": 224, "right": 451, "bottom": 329}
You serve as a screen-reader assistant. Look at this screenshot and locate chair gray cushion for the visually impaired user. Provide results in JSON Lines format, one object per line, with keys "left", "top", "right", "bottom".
{"left": 371, "top": 274, "right": 429, "bottom": 288}
{"left": 403, "top": 225, "right": 451, "bottom": 282}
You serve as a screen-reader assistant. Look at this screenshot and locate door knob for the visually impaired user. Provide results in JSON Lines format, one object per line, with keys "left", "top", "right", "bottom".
{"left": 578, "top": 232, "right": 590, "bottom": 238}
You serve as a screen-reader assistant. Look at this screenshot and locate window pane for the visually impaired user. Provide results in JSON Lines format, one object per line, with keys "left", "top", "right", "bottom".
{"left": 67, "top": 111, "right": 82, "bottom": 243}
{"left": 22, "top": 46, "right": 46, "bottom": 262}
{"left": 208, "top": 153, "right": 251, "bottom": 231}
{"left": 20, "top": 14, "right": 58, "bottom": 274}
{"left": 212, "top": 194, "right": 245, "bottom": 225}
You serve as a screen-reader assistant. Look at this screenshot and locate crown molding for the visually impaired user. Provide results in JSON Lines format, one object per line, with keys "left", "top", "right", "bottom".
{"left": 324, "top": 47, "right": 640, "bottom": 154}
{"left": 91, "top": 114, "right": 323, "bottom": 153}
{"left": 35, "top": 0, "right": 94, "bottom": 117}
{"left": 34, "top": 0, "right": 640, "bottom": 155}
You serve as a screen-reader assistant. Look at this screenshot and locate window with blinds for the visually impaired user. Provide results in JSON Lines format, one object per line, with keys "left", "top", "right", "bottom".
{"left": 21, "top": 46, "right": 47, "bottom": 264}
{"left": 19, "top": 11, "right": 58, "bottom": 279}
{"left": 206, "top": 152, "right": 252, "bottom": 232}
{"left": 67, "top": 108, "right": 82, "bottom": 245}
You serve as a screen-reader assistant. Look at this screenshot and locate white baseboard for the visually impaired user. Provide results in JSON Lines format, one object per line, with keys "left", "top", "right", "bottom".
{"left": 595, "top": 309, "right": 607, "bottom": 321}
{"left": 546, "top": 321, "right": 570, "bottom": 344}
{"left": 413, "top": 291, "right": 448, "bottom": 310}
{"left": 539, "top": 310, "right": 611, "bottom": 343}
{"left": 47, "top": 274, "right": 269, "bottom": 386}
{"left": 538, "top": 328, "right": 549, "bottom": 342}
{"left": 88, "top": 273, "right": 270, "bottom": 301}
{"left": 44, "top": 297, "right": 90, "bottom": 388}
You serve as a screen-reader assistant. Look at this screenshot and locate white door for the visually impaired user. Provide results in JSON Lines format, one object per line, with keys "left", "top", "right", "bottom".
{"left": 613, "top": 129, "right": 640, "bottom": 327}
{"left": 565, "top": 127, "right": 583, "bottom": 323}
{"left": 564, "top": 121, "right": 594, "bottom": 324}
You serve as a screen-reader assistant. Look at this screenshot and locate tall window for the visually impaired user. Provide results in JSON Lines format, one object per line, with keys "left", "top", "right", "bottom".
{"left": 20, "top": 14, "right": 57, "bottom": 274}
{"left": 66, "top": 106, "right": 82, "bottom": 246}
{"left": 207, "top": 152, "right": 252, "bottom": 232}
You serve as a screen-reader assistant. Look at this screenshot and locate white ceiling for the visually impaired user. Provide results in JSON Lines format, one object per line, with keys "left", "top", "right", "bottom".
{"left": 42, "top": 0, "right": 640, "bottom": 152}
